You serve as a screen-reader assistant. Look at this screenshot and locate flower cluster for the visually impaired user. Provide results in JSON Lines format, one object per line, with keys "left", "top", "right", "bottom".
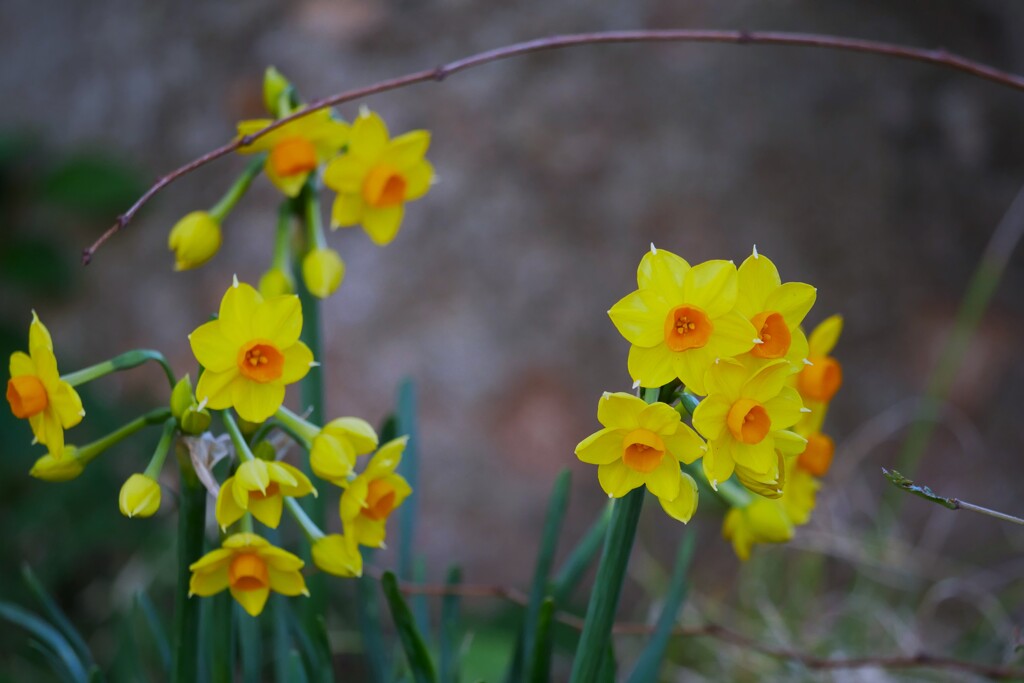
{"left": 576, "top": 246, "right": 842, "bottom": 559}
{"left": 167, "top": 68, "right": 435, "bottom": 300}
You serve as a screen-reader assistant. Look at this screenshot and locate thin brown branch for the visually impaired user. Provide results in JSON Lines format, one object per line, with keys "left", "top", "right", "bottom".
{"left": 83, "top": 29, "right": 1024, "bottom": 264}
{"left": 381, "top": 573, "right": 1024, "bottom": 679}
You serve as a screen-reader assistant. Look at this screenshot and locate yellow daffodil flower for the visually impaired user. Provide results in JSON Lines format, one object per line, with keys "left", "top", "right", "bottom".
{"left": 781, "top": 465, "right": 819, "bottom": 526}
{"left": 608, "top": 248, "right": 757, "bottom": 394}
{"left": 190, "top": 279, "right": 315, "bottom": 423}
{"left": 692, "top": 358, "right": 806, "bottom": 489}
{"left": 340, "top": 437, "right": 412, "bottom": 548}
{"left": 735, "top": 248, "right": 815, "bottom": 369}
{"left": 168, "top": 211, "right": 222, "bottom": 271}
{"left": 7, "top": 313, "right": 84, "bottom": 453}
{"left": 189, "top": 533, "right": 308, "bottom": 617}
{"left": 215, "top": 459, "right": 315, "bottom": 529}
{"left": 259, "top": 267, "right": 295, "bottom": 298}
{"left": 312, "top": 534, "right": 363, "bottom": 577}
{"left": 302, "top": 247, "right": 345, "bottom": 298}
{"left": 237, "top": 109, "right": 350, "bottom": 197}
{"left": 119, "top": 473, "right": 161, "bottom": 518}
{"left": 796, "top": 432, "right": 834, "bottom": 477}
{"left": 793, "top": 314, "right": 843, "bottom": 434}
{"left": 30, "top": 447, "right": 86, "bottom": 482}
{"left": 323, "top": 109, "right": 434, "bottom": 246}
{"left": 310, "top": 416, "right": 378, "bottom": 485}
{"left": 722, "top": 497, "right": 794, "bottom": 561}
{"left": 575, "top": 392, "right": 705, "bottom": 512}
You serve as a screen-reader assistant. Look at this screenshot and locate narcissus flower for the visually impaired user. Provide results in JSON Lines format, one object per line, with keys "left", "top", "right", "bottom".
{"left": 237, "top": 109, "right": 349, "bottom": 198}
{"left": 302, "top": 247, "right": 345, "bottom": 299}
{"left": 797, "top": 432, "right": 835, "bottom": 477}
{"left": 189, "top": 533, "right": 307, "bottom": 617}
{"left": 312, "top": 534, "right": 363, "bottom": 577}
{"left": 722, "top": 497, "right": 794, "bottom": 561}
{"left": 340, "top": 437, "right": 412, "bottom": 548}
{"left": 324, "top": 109, "right": 434, "bottom": 246}
{"left": 310, "top": 416, "right": 378, "bottom": 485}
{"left": 30, "top": 447, "right": 86, "bottom": 482}
{"left": 692, "top": 359, "right": 806, "bottom": 488}
{"left": 259, "top": 267, "right": 295, "bottom": 298}
{"left": 575, "top": 392, "right": 705, "bottom": 516}
{"left": 608, "top": 248, "right": 757, "bottom": 394}
{"left": 7, "top": 313, "right": 84, "bottom": 454}
{"left": 735, "top": 248, "right": 815, "bottom": 368}
{"left": 190, "top": 279, "right": 315, "bottom": 423}
{"left": 168, "top": 211, "right": 222, "bottom": 271}
{"left": 797, "top": 315, "right": 843, "bottom": 405}
{"left": 216, "top": 459, "right": 315, "bottom": 529}
{"left": 781, "top": 465, "right": 819, "bottom": 526}
{"left": 119, "top": 473, "right": 161, "bottom": 518}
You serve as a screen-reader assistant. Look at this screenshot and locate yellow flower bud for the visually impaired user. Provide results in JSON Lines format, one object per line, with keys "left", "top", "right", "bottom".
{"left": 170, "top": 374, "right": 195, "bottom": 419}
{"left": 253, "top": 441, "right": 277, "bottom": 461}
{"left": 259, "top": 268, "right": 295, "bottom": 298}
{"left": 168, "top": 211, "right": 222, "bottom": 271}
{"left": 30, "top": 447, "right": 85, "bottom": 482}
{"left": 312, "top": 534, "right": 363, "bottom": 577}
{"left": 302, "top": 248, "right": 345, "bottom": 299}
{"left": 119, "top": 473, "right": 161, "bottom": 518}
{"left": 263, "top": 66, "right": 292, "bottom": 116}
{"left": 180, "top": 405, "right": 212, "bottom": 435}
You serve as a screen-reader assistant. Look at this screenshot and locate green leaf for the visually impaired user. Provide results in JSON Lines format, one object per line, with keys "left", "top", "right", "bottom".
{"left": 0, "top": 601, "right": 88, "bottom": 683}
{"left": 413, "top": 556, "right": 431, "bottom": 645}
{"left": 171, "top": 466, "right": 207, "bottom": 683}
{"left": 551, "top": 502, "right": 612, "bottom": 605}
{"left": 135, "top": 591, "right": 171, "bottom": 673}
{"left": 207, "top": 592, "right": 233, "bottom": 683}
{"left": 41, "top": 154, "right": 145, "bottom": 216}
{"left": 396, "top": 378, "right": 420, "bottom": 581}
{"left": 882, "top": 468, "right": 958, "bottom": 509}
{"left": 624, "top": 533, "right": 696, "bottom": 683}
{"left": 356, "top": 559, "right": 390, "bottom": 683}
{"left": 236, "top": 604, "right": 262, "bottom": 683}
{"left": 287, "top": 650, "right": 310, "bottom": 683}
{"left": 439, "top": 566, "right": 463, "bottom": 683}
{"left": 21, "top": 565, "right": 96, "bottom": 670}
{"left": 381, "top": 571, "right": 437, "bottom": 683}
{"left": 526, "top": 599, "right": 555, "bottom": 683}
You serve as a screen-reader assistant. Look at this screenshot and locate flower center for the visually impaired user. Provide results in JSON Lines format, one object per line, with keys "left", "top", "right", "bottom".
{"left": 726, "top": 398, "right": 771, "bottom": 444}
{"left": 249, "top": 482, "right": 280, "bottom": 502}
{"left": 798, "top": 356, "right": 842, "bottom": 403}
{"left": 362, "top": 479, "right": 397, "bottom": 521}
{"left": 269, "top": 136, "right": 318, "bottom": 178}
{"left": 621, "top": 429, "right": 666, "bottom": 473}
{"left": 750, "top": 311, "right": 791, "bottom": 359}
{"left": 362, "top": 165, "right": 407, "bottom": 208}
{"left": 237, "top": 340, "right": 285, "bottom": 383}
{"left": 228, "top": 552, "right": 269, "bottom": 592}
{"left": 797, "top": 433, "right": 835, "bottom": 477}
{"left": 7, "top": 375, "right": 49, "bottom": 419}
{"left": 663, "top": 305, "right": 713, "bottom": 352}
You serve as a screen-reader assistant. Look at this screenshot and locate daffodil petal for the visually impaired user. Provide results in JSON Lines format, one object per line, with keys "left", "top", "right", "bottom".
{"left": 323, "top": 417, "right": 379, "bottom": 453}
{"left": 691, "top": 394, "right": 731, "bottom": 440}
{"left": 658, "top": 473, "right": 698, "bottom": 523}
{"left": 637, "top": 249, "right": 688, "bottom": 299}
{"left": 597, "top": 460, "right": 644, "bottom": 498}
{"left": 219, "top": 282, "right": 261, "bottom": 340}
{"left": 189, "top": 320, "right": 238, "bottom": 372}
{"left": 231, "top": 380, "right": 285, "bottom": 423}
{"left": 253, "top": 295, "right": 303, "bottom": 348}
{"left": 9, "top": 351, "right": 34, "bottom": 377}
{"left": 682, "top": 260, "right": 737, "bottom": 318}
{"left": 808, "top": 314, "right": 843, "bottom": 356}
{"left": 350, "top": 111, "right": 390, "bottom": 160}
{"left": 362, "top": 205, "right": 405, "bottom": 246}
{"left": 627, "top": 344, "right": 677, "bottom": 389}
{"left": 702, "top": 443, "right": 734, "bottom": 487}
{"left": 764, "top": 282, "right": 817, "bottom": 328}
{"left": 575, "top": 428, "right": 623, "bottom": 465}
{"left": 608, "top": 289, "right": 670, "bottom": 347}
{"left": 663, "top": 424, "right": 705, "bottom": 465}
{"left": 403, "top": 160, "right": 434, "bottom": 201}
{"left": 195, "top": 369, "right": 238, "bottom": 410}
{"left": 231, "top": 586, "right": 270, "bottom": 617}
{"left": 763, "top": 387, "right": 804, "bottom": 430}
{"left": 324, "top": 155, "right": 371, "bottom": 194}
{"left": 189, "top": 567, "right": 230, "bottom": 596}
{"left": 596, "top": 392, "right": 644, "bottom": 430}
{"left": 381, "top": 130, "right": 430, "bottom": 169}
{"left": 268, "top": 568, "right": 308, "bottom": 596}
{"left": 736, "top": 252, "right": 781, "bottom": 316}
{"left": 248, "top": 492, "right": 283, "bottom": 528}
{"left": 216, "top": 481, "right": 246, "bottom": 529}
{"left": 644, "top": 455, "right": 681, "bottom": 500}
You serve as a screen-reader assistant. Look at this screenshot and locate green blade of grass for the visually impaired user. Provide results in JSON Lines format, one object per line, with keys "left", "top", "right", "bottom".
{"left": 172, "top": 456, "right": 207, "bottom": 683}
{"left": 208, "top": 592, "right": 233, "bottom": 683}
{"left": 439, "top": 566, "right": 463, "bottom": 683}
{"left": 381, "top": 571, "right": 438, "bottom": 683}
{"left": 624, "top": 533, "right": 696, "bottom": 683}
{"left": 413, "top": 556, "right": 431, "bottom": 646}
{"left": 356, "top": 550, "right": 390, "bottom": 683}
{"left": 396, "top": 378, "right": 420, "bottom": 582}
{"left": 21, "top": 565, "right": 96, "bottom": 671}
{"left": 526, "top": 598, "right": 555, "bottom": 683}
{"left": 135, "top": 591, "right": 171, "bottom": 673}
{"left": 0, "top": 602, "right": 88, "bottom": 683}
{"left": 288, "top": 650, "right": 310, "bottom": 683}
{"left": 551, "top": 502, "right": 613, "bottom": 605}
{"left": 236, "top": 604, "right": 262, "bottom": 683}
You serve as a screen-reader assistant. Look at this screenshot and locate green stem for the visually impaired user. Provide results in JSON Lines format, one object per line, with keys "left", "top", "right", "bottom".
{"left": 272, "top": 203, "right": 295, "bottom": 271}
{"left": 143, "top": 418, "right": 178, "bottom": 479}
{"left": 284, "top": 497, "right": 325, "bottom": 541}
{"left": 303, "top": 180, "right": 328, "bottom": 250}
{"left": 62, "top": 350, "right": 176, "bottom": 390}
{"left": 223, "top": 411, "right": 257, "bottom": 462}
{"left": 274, "top": 406, "right": 319, "bottom": 443}
{"left": 568, "top": 386, "right": 659, "bottom": 683}
{"left": 209, "top": 158, "right": 265, "bottom": 222}
{"left": 171, "top": 451, "right": 207, "bottom": 683}
{"left": 76, "top": 407, "right": 173, "bottom": 465}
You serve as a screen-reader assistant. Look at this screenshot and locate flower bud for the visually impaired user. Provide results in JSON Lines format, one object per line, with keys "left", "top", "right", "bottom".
{"left": 259, "top": 267, "right": 295, "bottom": 298}
{"left": 263, "top": 66, "right": 292, "bottom": 116}
{"left": 30, "top": 447, "right": 85, "bottom": 482}
{"left": 236, "top": 415, "right": 262, "bottom": 436}
{"left": 119, "top": 473, "right": 161, "bottom": 518}
{"left": 168, "top": 211, "right": 222, "bottom": 271}
{"left": 253, "top": 441, "right": 277, "bottom": 462}
{"left": 180, "top": 406, "right": 212, "bottom": 435}
{"left": 302, "top": 248, "right": 345, "bottom": 299}
{"left": 312, "top": 534, "right": 363, "bottom": 577}
{"left": 170, "top": 374, "right": 195, "bottom": 419}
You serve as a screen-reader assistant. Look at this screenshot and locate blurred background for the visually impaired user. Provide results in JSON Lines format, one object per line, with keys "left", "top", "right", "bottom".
{"left": 3, "top": 0, "right": 1024, "bottom": 680}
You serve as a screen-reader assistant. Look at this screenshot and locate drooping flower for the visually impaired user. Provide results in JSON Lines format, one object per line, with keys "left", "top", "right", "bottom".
{"left": 692, "top": 358, "right": 806, "bottom": 489}
{"left": 237, "top": 109, "right": 350, "bottom": 197}
{"left": 7, "top": 312, "right": 84, "bottom": 453}
{"left": 340, "top": 437, "right": 412, "bottom": 548}
{"left": 119, "top": 473, "right": 161, "bottom": 518}
{"left": 310, "top": 416, "right": 379, "bottom": 485}
{"left": 312, "top": 534, "right": 364, "bottom": 577}
{"left": 302, "top": 247, "right": 345, "bottom": 299}
{"left": 189, "top": 533, "right": 308, "bottom": 616}
{"left": 190, "top": 279, "right": 315, "bottom": 423}
{"left": 722, "top": 497, "right": 794, "bottom": 561}
{"left": 168, "top": 211, "right": 222, "bottom": 271}
{"left": 735, "top": 248, "right": 816, "bottom": 369}
{"left": 323, "top": 109, "right": 434, "bottom": 246}
{"left": 608, "top": 248, "right": 757, "bottom": 394}
{"left": 215, "top": 459, "right": 315, "bottom": 529}
{"left": 575, "top": 392, "right": 705, "bottom": 519}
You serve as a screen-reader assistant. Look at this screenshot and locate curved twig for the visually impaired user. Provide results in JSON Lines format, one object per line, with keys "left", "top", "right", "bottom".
{"left": 83, "top": 29, "right": 1024, "bottom": 264}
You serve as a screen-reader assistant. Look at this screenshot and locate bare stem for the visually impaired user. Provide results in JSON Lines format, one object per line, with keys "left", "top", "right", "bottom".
{"left": 83, "top": 29, "right": 1024, "bottom": 264}
{"left": 883, "top": 468, "right": 1024, "bottom": 526}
